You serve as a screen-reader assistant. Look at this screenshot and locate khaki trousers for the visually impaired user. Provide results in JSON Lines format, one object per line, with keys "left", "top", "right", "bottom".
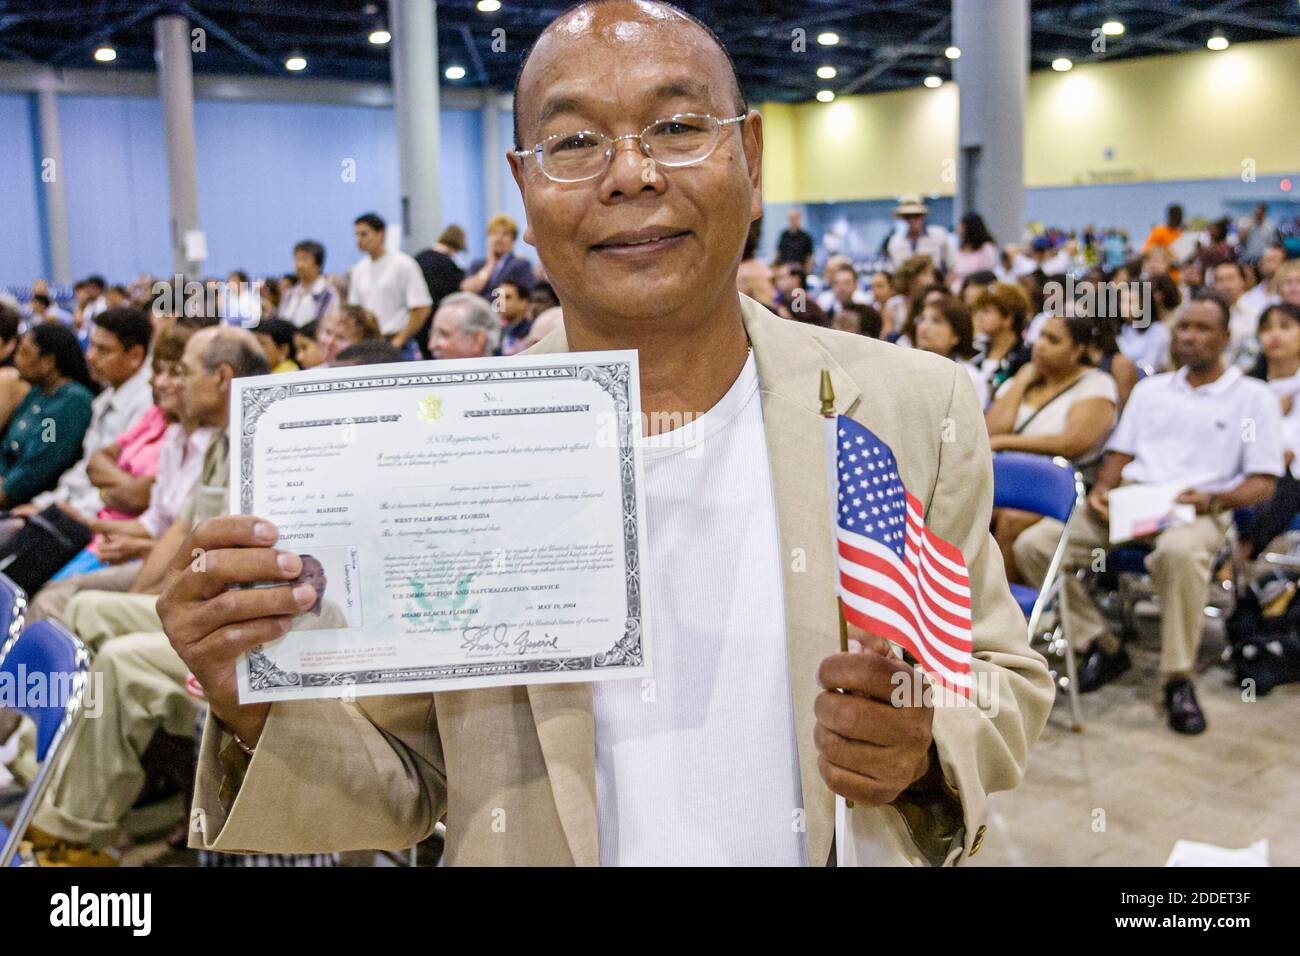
{"left": 63, "top": 588, "right": 162, "bottom": 653}
{"left": 25, "top": 561, "right": 141, "bottom": 625}
{"left": 32, "top": 630, "right": 195, "bottom": 847}
{"left": 1013, "top": 508, "right": 1229, "bottom": 676}
{"left": 29, "top": 589, "right": 187, "bottom": 846}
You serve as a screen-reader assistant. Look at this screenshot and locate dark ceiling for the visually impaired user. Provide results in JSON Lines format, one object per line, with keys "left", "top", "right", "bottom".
{"left": 1, "top": 0, "right": 1297, "bottom": 102}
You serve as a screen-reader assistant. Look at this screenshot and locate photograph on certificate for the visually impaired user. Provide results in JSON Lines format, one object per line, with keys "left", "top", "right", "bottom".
{"left": 285, "top": 546, "right": 362, "bottom": 633}
{"left": 230, "top": 350, "right": 650, "bottom": 703}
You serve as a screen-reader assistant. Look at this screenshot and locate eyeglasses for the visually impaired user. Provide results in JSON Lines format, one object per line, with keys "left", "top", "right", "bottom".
{"left": 513, "top": 113, "right": 746, "bottom": 184}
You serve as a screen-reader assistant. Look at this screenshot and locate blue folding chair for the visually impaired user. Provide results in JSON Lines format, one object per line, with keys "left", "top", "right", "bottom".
{"left": 0, "top": 572, "right": 26, "bottom": 657}
{"left": 993, "top": 452, "right": 1086, "bottom": 731}
{"left": 0, "top": 619, "right": 92, "bottom": 867}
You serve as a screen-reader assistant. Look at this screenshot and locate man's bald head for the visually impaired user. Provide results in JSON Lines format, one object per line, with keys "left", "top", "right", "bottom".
{"left": 512, "top": 0, "right": 746, "bottom": 150}
{"left": 181, "top": 325, "right": 269, "bottom": 429}
{"left": 196, "top": 325, "right": 271, "bottom": 379}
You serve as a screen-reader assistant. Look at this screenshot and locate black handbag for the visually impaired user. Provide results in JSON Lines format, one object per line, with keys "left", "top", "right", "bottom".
{"left": 0, "top": 505, "right": 93, "bottom": 594}
{"left": 1224, "top": 570, "right": 1300, "bottom": 695}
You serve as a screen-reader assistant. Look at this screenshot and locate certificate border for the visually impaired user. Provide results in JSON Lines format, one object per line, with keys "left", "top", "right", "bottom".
{"left": 235, "top": 359, "right": 644, "bottom": 694}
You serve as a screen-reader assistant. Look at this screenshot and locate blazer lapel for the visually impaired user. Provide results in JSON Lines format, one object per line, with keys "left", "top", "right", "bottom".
{"left": 742, "top": 297, "right": 862, "bottom": 867}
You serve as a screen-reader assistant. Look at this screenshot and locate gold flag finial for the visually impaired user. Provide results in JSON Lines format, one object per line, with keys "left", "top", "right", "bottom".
{"left": 819, "top": 368, "right": 835, "bottom": 417}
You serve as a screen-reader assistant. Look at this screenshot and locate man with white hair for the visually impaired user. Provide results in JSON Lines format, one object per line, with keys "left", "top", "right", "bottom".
{"left": 428, "top": 291, "right": 501, "bottom": 360}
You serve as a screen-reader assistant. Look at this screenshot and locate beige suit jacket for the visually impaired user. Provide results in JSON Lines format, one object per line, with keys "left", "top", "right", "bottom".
{"left": 190, "top": 295, "right": 1053, "bottom": 866}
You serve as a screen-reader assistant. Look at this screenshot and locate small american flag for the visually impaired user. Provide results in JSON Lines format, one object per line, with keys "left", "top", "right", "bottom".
{"left": 829, "top": 413, "right": 974, "bottom": 696}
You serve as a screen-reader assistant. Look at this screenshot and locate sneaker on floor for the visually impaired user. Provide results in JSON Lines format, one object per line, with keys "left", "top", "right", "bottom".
{"left": 1164, "top": 678, "right": 1207, "bottom": 735}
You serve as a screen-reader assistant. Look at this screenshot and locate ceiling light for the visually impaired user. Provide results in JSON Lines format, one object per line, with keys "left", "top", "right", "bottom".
{"left": 816, "top": 32, "right": 839, "bottom": 46}
{"left": 445, "top": 65, "right": 467, "bottom": 80}
{"left": 816, "top": 65, "right": 837, "bottom": 79}
{"left": 368, "top": 28, "right": 391, "bottom": 45}
{"left": 924, "top": 75, "right": 942, "bottom": 88}
{"left": 1207, "top": 33, "right": 1229, "bottom": 51}
{"left": 945, "top": 46, "right": 961, "bottom": 60}
{"left": 92, "top": 44, "right": 116, "bottom": 63}
{"left": 1052, "top": 57, "right": 1073, "bottom": 72}
{"left": 476, "top": 0, "right": 502, "bottom": 11}
{"left": 816, "top": 90, "right": 835, "bottom": 103}
{"left": 285, "top": 53, "right": 307, "bottom": 72}
{"left": 1101, "top": 20, "right": 1125, "bottom": 36}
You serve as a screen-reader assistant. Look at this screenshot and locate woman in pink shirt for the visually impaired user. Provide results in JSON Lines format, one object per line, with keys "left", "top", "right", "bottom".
{"left": 951, "top": 213, "right": 1000, "bottom": 292}
{"left": 61, "top": 327, "right": 200, "bottom": 564}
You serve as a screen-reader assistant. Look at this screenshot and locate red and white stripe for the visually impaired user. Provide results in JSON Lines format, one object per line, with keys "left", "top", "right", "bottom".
{"left": 835, "top": 490, "right": 974, "bottom": 695}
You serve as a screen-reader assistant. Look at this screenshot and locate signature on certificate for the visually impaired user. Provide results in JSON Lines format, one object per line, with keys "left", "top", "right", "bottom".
{"left": 459, "top": 622, "right": 562, "bottom": 658}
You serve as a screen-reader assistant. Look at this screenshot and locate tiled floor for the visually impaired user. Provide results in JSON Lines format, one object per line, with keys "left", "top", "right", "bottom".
{"left": 971, "top": 613, "right": 1300, "bottom": 867}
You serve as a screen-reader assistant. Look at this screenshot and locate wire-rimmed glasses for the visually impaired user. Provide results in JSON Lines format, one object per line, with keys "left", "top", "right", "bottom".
{"left": 512, "top": 113, "right": 746, "bottom": 183}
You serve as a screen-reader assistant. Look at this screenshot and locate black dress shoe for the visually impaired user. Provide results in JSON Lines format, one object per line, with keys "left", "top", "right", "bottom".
{"left": 1076, "top": 640, "right": 1131, "bottom": 693}
{"left": 1164, "top": 678, "right": 1207, "bottom": 735}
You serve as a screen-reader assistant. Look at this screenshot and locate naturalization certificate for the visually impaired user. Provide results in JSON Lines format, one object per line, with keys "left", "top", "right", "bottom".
{"left": 229, "top": 350, "right": 650, "bottom": 703}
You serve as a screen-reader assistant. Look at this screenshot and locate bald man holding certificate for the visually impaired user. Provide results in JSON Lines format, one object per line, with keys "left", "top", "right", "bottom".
{"left": 158, "top": 0, "right": 1052, "bottom": 867}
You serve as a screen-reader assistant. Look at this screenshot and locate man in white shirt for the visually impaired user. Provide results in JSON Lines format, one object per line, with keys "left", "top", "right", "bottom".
{"left": 1215, "top": 260, "right": 1263, "bottom": 369}
{"left": 428, "top": 292, "right": 501, "bottom": 360}
{"left": 822, "top": 264, "right": 871, "bottom": 323}
{"left": 16, "top": 307, "right": 154, "bottom": 519}
{"left": 1236, "top": 243, "right": 1285, "bottom": 328}
{"left": 347, "top": 213, "right": 432, "bottom": 351}
{"left": 1016, "top": 292, "right": 1283, "bottom": 735}
{"left": 79, "top": 275, "right": 109, "bottom": 323}
{"left": 158, "top": 0, "right": 1052, "bottom": 868}
{"left": 886, "top": 196, "right": 953, "bottom": 273}
{"left": 278, "top": 240, "right": 341, "bottom": 329}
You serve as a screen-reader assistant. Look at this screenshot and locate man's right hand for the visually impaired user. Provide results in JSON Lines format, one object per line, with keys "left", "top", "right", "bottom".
{"left": 156, "top": 516, "right": 318, "bottom": 748}
{"left": 1086, "top": 486, "right": 1110, "bottom": 522}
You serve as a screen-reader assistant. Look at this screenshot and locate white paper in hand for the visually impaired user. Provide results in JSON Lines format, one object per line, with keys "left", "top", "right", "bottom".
{"left": 1107, "top": 482, "right": 1196, "bottom": 544}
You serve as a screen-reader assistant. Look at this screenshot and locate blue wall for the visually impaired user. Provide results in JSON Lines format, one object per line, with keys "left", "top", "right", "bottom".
{"left": 753, "top": 179, "right": 1298, "bottom": 268}
{"left": 0, "top": 95, "right": 48, "bottom": 282}
{"left": 58, "top": 95, "right": 171, "bottom": 282}
{"left": 0, "top": 93, "right": 498, "bottom": 287}
{"left": 4, "top": 89, "right": 1296, "bottom": 288}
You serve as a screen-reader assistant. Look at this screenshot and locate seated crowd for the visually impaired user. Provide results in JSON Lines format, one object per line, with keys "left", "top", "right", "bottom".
{"left": 0, "top": 198, "right": 1297, "bottom": 865}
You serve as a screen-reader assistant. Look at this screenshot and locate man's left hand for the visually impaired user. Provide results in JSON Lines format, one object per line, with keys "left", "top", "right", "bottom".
{"left": 814, "top": 628, "right": 935, "bottom": 806}
{"left": 1176, "top": 490, "right": 1213, "bottom": 515}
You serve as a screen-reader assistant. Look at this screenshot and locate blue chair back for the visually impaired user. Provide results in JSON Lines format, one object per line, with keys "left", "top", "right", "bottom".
{"left": 0, "top": 620, "right": 89, "bottom": 761}
{"left": 993, "top": 452, "right": 1082, "bottom": 524}
{"left": 0, "top": 619, "right": 91, "bottom": 866}
{"left": 0, "top": 572, "right": 26, "bottom": 660}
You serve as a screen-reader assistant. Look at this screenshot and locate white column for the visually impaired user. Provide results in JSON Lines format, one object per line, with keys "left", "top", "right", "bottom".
{"left": 390, "top": 0, "right": 441, "bottom": 251}
{"left": 35, "top": 85, "right": 71, "bottom": 284}
{"left": 154, "top": 14, "right": 203, "bottom": 277}
{"left": 953, "top": 0, "right": 1027, "bottom": 245}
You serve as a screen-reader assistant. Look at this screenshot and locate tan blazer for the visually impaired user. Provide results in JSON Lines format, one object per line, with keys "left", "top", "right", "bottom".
{"left": 190, "top": 295, "right": 1054, "bottom": 866}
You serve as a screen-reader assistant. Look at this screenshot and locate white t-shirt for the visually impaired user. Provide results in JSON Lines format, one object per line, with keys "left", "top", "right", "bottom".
{"left": 961, "top": 360, "right": 989, "bottom": 410}
{"left": 886, "top": 225, "right": 952, "bottom": 272}
{"left": 1266, "top": 371, "right": 1300, "bottom": 479}
{"left": 1003, "top": 368, "right": 1118, "bottom": 466}
{"left": 1107, "top": 366, "right": 1284, "bottom": 493}
{"left": 593, "top": 353, "right": 807, "bottom": 866}
{"left": 347, "top": 251, "right": 432, "bottom": 336}
{"left": 1118, "top": 321, "right": 1171, "bottom": 373}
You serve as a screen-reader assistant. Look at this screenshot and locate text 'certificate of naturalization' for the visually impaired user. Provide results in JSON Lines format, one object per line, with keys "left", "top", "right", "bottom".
{"left": 229, "top": 351, "right": 650, "bottom": 703}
